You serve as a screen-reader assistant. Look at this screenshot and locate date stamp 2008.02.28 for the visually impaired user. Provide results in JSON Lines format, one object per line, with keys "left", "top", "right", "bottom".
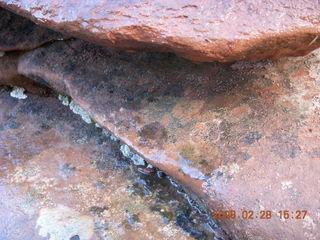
{"left": 210, "top": 210, "right": 308, "bottom": 220}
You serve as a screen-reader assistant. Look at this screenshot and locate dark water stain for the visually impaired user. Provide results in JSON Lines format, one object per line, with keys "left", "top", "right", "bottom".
{"left": 128, "top": 166, "right": 226, "bottom": 239}
{"left": 0, "top": 82, "right": 228, "bottom": 240}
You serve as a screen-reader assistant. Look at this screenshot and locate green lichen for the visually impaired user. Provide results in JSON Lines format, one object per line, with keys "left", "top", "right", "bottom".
{"left": 69, "top": 101, "right": 92, "bottom": 124}
{"left": 57, "top": 94, "right": 92, "bottom": 124}
{"left": 58, "top": 94, "right": 70, "bottom": 106}
{"left": 120, "top": 144, "right": 145, "bottom": 166}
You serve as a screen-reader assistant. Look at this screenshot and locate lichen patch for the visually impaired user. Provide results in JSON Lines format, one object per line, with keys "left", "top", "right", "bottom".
{"left": 36, "top": 204, "right": 94, "bottom": 240}
{"left": 10, "top": 87, "right": 27, "bottom": 99}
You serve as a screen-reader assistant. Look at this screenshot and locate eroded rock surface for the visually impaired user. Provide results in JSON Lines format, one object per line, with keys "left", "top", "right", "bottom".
{"left": 0, "top": 52, "right": 49, "bottom": 94}
{"left": 0, "top": 1, "right": 319, "bottom": 62}
{"left": 0, "top": 90, "right": 225, "bottom": 240}
{"left": 1, "top": 6, "right": 320, "bottom": 240}
{"left": 12, "top": 39, "right": 320, "bottom": 239}
{"left": 0, "top": 7, "right": 66, "bottom": 52}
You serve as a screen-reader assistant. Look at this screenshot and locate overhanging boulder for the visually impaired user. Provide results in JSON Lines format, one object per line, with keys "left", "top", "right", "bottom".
{"left": 0, "top": 0, "right": 319, "bottom": 62}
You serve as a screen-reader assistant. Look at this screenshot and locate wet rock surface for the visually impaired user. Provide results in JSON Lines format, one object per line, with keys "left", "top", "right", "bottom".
{"left": 1, "top": 6, "right": 320, "bottom": 240}
{"left": 9, "top": 36, "right": 320, "bottom": 239}
{"left": 0, "top": 89, "right": 226, "bottom": 240}
{"left": 0, "top": 7, "right": 66, "bottom": 52}
{"left": 0, "top": 1, "right": 319, "bottom": 62}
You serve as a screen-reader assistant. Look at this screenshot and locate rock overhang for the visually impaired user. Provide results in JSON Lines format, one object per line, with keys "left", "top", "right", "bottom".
{"left": 0, "top": 4, "right": 320, "bottom": 240}
{"left": 0, "top": 0, "right": 319, "bottom": 62}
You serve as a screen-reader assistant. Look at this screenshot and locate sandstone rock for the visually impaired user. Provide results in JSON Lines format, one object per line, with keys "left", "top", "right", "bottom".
{"left": 0, "top": 91, "right": 223, "bottom": 240}
{"left": 0, "top": 52, "right": 21, "bottom": 83}
{"left": 16, "top": 38, "right": 320, "bottom": 239}
{"left": 0, "top": 52, "right": 49, "bottom": 94}
{"left": 1, "top": 7, "right": 320, "bottom": 239}
{"left": 0, "top": 7, "right": 66, "bottom": 51}
{"left": 0, "top": 1, "right": 319, "bottom": 62}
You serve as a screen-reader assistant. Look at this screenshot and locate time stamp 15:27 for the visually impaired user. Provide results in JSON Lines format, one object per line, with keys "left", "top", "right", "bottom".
{"left": 210, "top": 210, "right": 308, "bottom": 220}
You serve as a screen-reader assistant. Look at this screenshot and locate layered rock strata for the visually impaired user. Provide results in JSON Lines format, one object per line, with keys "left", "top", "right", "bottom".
{"left": 0, "top": 6, "right": 320, "bottom": 240}
{"left": 0, "top": 1, "right": 319, "bottom": 62}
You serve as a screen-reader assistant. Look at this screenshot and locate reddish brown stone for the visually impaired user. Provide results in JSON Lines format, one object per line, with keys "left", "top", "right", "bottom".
{"left": 0, "top": 52, "right": 21, "bottom": 83}
{"left": 0, "top": 91, "right": 223, "bottom": 240}
{"left": 1, "top": 7, "right": 319, "bottom": 238}
{"left": 0, "top": 53, "right": 49, "bottom": 94}
{"left": 0, "top": 7, "right": 66, "bottom": 52}
{"left": 0, "top": 0, "right": 319, "bottom": 62}
{"left": 15, "top": 39, "right": 320, "bottom": 239}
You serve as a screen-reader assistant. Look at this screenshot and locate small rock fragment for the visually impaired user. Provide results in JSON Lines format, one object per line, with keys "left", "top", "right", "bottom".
{"left": 138, "top": 167, "right": 155, "bottom": 175}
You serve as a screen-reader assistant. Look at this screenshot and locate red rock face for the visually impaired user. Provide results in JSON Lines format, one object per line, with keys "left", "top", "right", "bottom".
{"left": 0, "top": 91, "right": 223, "bottom": 240}
{"left": 1, "top": 6, "right": 320, "bottom": 240}
{"left": 0, "top": 0, "right": 319, "bottom": 62}
{"left": 13, "top": 38, "right": 320, "bottom": 239}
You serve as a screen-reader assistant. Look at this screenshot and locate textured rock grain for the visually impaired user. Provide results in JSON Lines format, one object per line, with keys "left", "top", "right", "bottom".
{"left": 0, "top": 7, "right": 66, "bottom": 51}
{"left": 1, "top": 6, "right": 320, "bottom": 239}
{"left": 0, "top": 1, "right": 319, "bottom": 62}
{"left": 13, "top": 37, "right": 320, "bottom": 239}
{"left": 0, "top": 91, "right": 220, "bottom": 240}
